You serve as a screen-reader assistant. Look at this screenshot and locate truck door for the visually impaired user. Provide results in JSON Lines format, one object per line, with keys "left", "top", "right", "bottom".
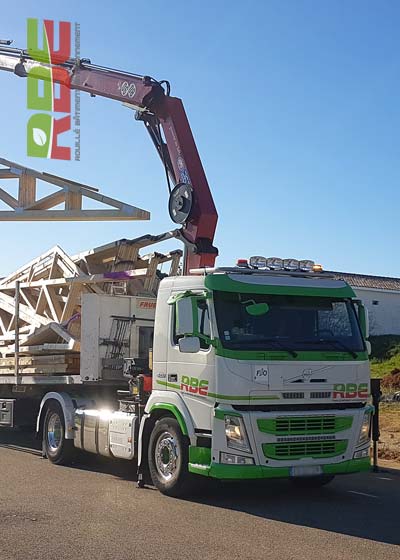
{"left": 166, "top": 293, "right": 215, "bottom": 417}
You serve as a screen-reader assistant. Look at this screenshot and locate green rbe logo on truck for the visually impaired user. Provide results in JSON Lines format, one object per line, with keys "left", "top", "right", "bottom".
{"left": 333, "top": 383, "right": 369, "bottom": 399}
{"left": 181, "top": 375, "right": 209, "bottom": 396}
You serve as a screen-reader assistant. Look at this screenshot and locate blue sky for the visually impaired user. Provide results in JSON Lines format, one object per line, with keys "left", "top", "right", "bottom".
{"left": 0, "top": 0, "right": 399, "bottom": 277}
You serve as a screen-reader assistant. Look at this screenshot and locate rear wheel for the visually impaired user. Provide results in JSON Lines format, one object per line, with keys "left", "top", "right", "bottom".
{"left": 148, "top": 417, "right": 196, "bottom": 497}
{"left": 291, "top": 475, "right": 335, "bottom": 488}
{"left": 43, "top": 402, "right": 75, "bottom": 465}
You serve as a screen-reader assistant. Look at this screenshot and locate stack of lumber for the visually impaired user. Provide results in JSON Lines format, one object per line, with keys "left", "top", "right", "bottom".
{"left": 0, "top": 235, "right": 182, "bottom": 375}
{"left": 0, "top": 157, "right": 183, "bottom": 377}
{"left": 0, "top": 354, "right": 80, "bottom": 375}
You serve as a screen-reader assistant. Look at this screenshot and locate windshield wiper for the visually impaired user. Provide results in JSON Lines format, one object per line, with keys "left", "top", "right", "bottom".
{"left": 241, "top": 338, "right": 298, "bottom": 357}
{"left": 299, "top": 338, "right": 358, "bottom": 359}
{"left": 323, "top": 339, "right": 358, "bottom": 359}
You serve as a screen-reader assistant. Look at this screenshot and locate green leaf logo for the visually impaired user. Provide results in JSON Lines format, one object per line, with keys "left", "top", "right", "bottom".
{"left": 33, "top": 127, "right": 47, "bottom": 147}
{"left": 27, "top": 114, "right": 52, "bottom": 158}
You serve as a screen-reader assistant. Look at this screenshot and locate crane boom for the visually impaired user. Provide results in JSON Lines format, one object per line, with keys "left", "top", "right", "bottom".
{"left": 0, "top": 45, "right": 218, "bottom": 273}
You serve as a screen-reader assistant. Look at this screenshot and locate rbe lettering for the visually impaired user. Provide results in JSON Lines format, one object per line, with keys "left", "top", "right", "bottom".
{"left": 27, "top": 19, "right": 72, "bottom": 159}
{"left": 333, "top": 383, "right": 369, "bottom": 399}
{"left": 181, "top": 375, "right": 208, "bottom": 396}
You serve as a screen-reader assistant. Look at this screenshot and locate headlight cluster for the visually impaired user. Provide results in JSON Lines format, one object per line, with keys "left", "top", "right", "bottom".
{"left": 358, "top": 411, "right": 371, "bottom": 445}
{"left": 224, "top": 415, "right": 252, "bottom": 453}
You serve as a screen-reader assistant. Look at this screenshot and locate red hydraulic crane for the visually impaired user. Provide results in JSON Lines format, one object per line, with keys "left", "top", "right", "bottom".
{"left": 0, "top": 44, "right": 218, "bottom": 273}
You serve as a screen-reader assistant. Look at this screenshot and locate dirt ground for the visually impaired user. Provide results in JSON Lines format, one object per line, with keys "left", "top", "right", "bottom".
{"left": 378, "top": 404, "right": 400, "bottom": 462}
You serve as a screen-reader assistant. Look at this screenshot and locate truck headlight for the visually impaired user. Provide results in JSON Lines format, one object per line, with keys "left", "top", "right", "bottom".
{"left": 358, "top": 412, "right": 371, "bottom": 445}
{"left": 225, "top": 415, "right": 252, "bottom": 453}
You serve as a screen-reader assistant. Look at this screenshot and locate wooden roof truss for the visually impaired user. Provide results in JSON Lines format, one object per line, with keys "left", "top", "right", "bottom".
{"left": 0, "top": 158, "right": 150, "bottom": 221}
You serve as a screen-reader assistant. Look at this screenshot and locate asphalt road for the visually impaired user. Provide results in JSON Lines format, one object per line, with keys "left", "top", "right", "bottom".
{"left": 0, "top": 430, "right": 399, "bottom": 560}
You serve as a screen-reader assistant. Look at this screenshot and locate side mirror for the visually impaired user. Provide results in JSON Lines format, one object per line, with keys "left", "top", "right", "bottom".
{"left": 364, "top": 308, "right": 370, "bottom": 339}
{"left": 365, "top": 340, "right": 372, "bottom": 356}
{"left": 178, "top": 336, "right": 200, "bottom": 353}
{"left": 357, "top": 303, "right": 369, "bottom": 339}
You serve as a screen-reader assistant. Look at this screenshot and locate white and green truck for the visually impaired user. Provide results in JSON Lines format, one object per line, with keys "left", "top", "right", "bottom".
{"left": 0, "top": 43, "right": 373, "bottom": 496}
{"left": 0, "top": 257, "right": 372, "bottom": 497}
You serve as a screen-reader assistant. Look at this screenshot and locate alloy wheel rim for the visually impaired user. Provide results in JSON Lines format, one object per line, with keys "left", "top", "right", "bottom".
{"left": 47, "top": 412, "right": 62, "bottom": 452}
{"left": 155, "top": 431, "right": 179, "bottom": 481}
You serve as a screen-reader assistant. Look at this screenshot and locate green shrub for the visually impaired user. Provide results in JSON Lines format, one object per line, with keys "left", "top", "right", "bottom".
{"left": 369, "top": 335, "right": 400, "bottom": 361}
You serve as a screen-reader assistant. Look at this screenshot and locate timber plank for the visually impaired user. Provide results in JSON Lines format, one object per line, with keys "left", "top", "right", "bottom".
{"left": 0, "top": 354, "right": 79, "bottom": 367}
{"left": 0, "top": 364, "right": 78, "bottom": 374}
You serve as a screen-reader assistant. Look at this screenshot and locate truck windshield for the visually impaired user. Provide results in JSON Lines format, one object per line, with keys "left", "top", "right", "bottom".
{"left": 213, "top": 291, "right": 365, "bottom": 353}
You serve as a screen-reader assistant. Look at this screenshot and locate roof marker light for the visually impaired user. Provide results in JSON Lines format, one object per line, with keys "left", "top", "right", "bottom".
{"left": 249, "top": 256, "right": 267, "bottom": 269}
{"left": 266, "top": 257, "right": 283, "bottom": 270}
{"left": 283, "top": 258, "right": 299, "bottom": 271}
{"left": 299, "top": 259, "right": 315, "bottom": 272}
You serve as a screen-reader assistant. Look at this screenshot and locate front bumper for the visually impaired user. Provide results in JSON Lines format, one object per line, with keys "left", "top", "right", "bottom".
{"left": 189, "top": 405, "right": 373, "bottom": 479}
{"left": 189, "top": 457, "right": 371, "bottom": 479}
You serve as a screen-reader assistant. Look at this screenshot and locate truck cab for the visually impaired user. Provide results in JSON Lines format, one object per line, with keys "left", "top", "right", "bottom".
{"left": 145, "top": 259, "right": 372, "bottom": 490}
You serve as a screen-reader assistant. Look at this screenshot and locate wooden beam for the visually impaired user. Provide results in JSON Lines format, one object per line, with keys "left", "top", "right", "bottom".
{"left": 43, "top": 286, "right": 62, "bottom": 322}
{"left": 0, "top": 311, "right": 7, "bottom": 336}
{"left": 0, "top": 169, "right": 19, "bottom": 179}
{"left": 48, "top": 254, "right": 58, "bottom": 280}
{"left": 42, "top": 172, "right": 99, "bottom": 192}
{"left": 0, "top": 187, "right": 19, "bottom": 209}
{"left": 19, "top": 288, "right": 37, "bottom": 310}
{"left": 23, "top": 322, "right": 78, "bottom": 346}
{"left": 60, "top": 283, "right": 81, "bottom": 323}
{"left": 65, "top": 191, "right": 82, "bottom": 210}
{"left": 0, "top": 292, "right": 49, "bottom": 327}
{"left": 18, "top": 174, "right": 36, "bottom": 206}
{"left": 4, "top": 268, "right": 148, "bottom": 289}
{"left": 0, "top": 209, "right": 150, "bottom": 221}
{"left": 35, "top": 289, "right": 47, "bottom": 317}
{"left": 0, "top": 364, "right": 75, "bottom": 374}
{"left": 24, "top": 190, "right": 66, "bottom": 211}
{"left": 16, "top": 342, "right": 80, "bottom": 354}
{"left": 0, "top": 355, "right": 79, "bottom": 366}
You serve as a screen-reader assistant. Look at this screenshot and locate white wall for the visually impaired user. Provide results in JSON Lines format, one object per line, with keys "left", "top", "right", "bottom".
{"left": 353, "top": 287, "right": 400, "bottom": 336}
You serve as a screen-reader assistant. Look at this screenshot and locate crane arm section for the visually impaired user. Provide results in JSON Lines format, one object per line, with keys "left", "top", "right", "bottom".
{"left": 0, "top": 46, "right": 218, "bottom": 272}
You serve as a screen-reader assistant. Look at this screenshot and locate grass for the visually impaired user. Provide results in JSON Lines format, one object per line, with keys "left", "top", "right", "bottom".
{"left": 378, "top": 403, "right": 400, "bottom": 462}
{"left": 370, "top": 355, "right": 400, "bottom": 379}
{"left": 369, "top": 335, "right": 400, "bottom": 380}
{"left": 368, "top": 338, "right": 400, "bottom": 462}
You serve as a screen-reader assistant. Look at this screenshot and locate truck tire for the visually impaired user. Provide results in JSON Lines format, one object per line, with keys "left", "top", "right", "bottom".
{"left": 43, "top": 401, "right": 75, "bottom": 465}
{"left": 148, "top": 417, "right": 196, "bottom": 497}
{"left": 291, "top": 475, "right": 335, "bottom": 488}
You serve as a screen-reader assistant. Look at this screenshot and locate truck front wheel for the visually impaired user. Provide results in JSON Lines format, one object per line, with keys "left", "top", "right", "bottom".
{"left": 148, "top": 417, "right": 196, "bottom": 497}
{"left": 43, "top": 402, "right": 75, "bottom": 465}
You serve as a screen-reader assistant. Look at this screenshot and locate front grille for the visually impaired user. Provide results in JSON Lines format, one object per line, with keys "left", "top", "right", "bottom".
{"left": 311, "top": 392, "right": 332, "bottom": 399}
{"left": 282, "top": 392, "right": 304, "bottom": 399}
{"left": 257, "top": 415, "right": 353, "bottom": 435}
{"left": 263, "top": 440, "right": 348, "bottom": 460}
{"left": 233, "top": 403, "right": 364, "bottom": 412}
